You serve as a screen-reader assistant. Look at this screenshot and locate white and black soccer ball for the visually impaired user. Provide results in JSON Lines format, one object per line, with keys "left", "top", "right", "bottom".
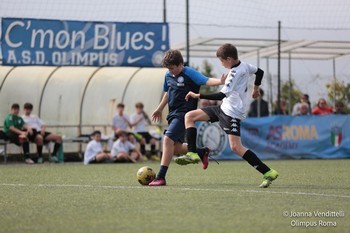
{"left": 137, "top": 166, "right": 156, "bottom": 185}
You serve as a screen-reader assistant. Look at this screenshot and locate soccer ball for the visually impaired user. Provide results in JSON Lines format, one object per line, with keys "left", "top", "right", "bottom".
{"left": 137, "top": 166, "right": 156, "bottom": 185}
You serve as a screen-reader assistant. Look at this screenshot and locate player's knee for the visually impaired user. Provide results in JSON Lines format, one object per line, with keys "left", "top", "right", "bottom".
{"left": 185, "top": 111, "right": 196, "bottom": 122}
{"left": 36, "top": 136, "right": 43, "bottom": 145}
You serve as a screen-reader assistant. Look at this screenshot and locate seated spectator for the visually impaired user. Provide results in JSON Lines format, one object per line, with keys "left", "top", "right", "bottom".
{"left": 3, "top": 103, "right": 35, "bottom": 164}
{"left": 248, "top": 88, "right": 269, "bottom": 117}
{"left": 84, "top": 130, "right": 112, "bottom": 165}
{"left": 273, "top": 99, "right": 289, "bottom": 115}
{"left": 334, "top": 101, "right": 346, "bottom": 114}
{"left": 292, "top": 94, "right": 311, "bottom": 116}
{"left": 111, "top": 130, "right": 144, "bottom": 163}
{"left": 312, "top": 98, "right": 333, "bottom": 115}
{"left": 130, "top": 102, "right": 159, "bottom": 161}
{"left": 296, "top": 103, "right": 310, "bottom": 116}
{"left": 22, "top": 103, "right": 62, "bottom": 163}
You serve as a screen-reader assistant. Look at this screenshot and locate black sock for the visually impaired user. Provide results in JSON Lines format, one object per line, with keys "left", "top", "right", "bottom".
{"left": 140, "top": 144, "right": 146, "bottom": 155}
{"left": 53, "top": 143, "right": 61, "bottom": 156}
{"left": 22, "top": 142, "right": 30, "bottom": 158}
{"left": 242, "top": 150, "right": 270, "bottom": 174}
{"left": 156, "top": 165, "right": 168, "bottom": 179}
{"left": 186, "top": 127, "right": 197, "bottom": 152}
{"left": 151, "top": 144, "right": 156, "bottom": 155}
{"left": 37, "top": 145, "right": 43, "bottom": 158}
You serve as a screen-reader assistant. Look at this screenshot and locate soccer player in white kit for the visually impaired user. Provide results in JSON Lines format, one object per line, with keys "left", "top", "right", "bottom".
{"left": 176, "top": 43, "right": 279, "bottom": 188}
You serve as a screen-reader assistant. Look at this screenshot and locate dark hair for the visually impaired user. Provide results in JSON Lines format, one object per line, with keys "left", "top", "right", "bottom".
{"left": 135, "top": 102, "right": 144, "bottom": 109}
{"left": 11, "top": 103, "right": 20, "bottom": 109}
{"left": 24, "top": 102, "right": 33, "bottom": 110}
{"left": 216, "top": 43, "right": 238, "bottom": 60}
{"left": 91, "top": 130, "right": 101, "bottom": 136}
{"left": 162, "top": 49, "right": 184, "bottom": 67}
{"left": 117, "top": 103, "right": 125, "bottom": 108}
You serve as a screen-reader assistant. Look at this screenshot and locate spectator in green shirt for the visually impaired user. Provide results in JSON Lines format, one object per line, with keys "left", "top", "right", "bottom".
{"left": 3, "top": 103, "right": 36, "bottom": 164}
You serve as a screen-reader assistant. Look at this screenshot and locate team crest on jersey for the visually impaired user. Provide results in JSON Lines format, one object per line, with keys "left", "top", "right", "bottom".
{"left": 177, "top": 76, "right": 185, "bottom": 86}
{"left": 196, "top": 122, "right": 227, "bottom": 157}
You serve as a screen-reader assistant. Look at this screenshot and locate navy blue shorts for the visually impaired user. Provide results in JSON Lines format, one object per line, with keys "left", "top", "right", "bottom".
{"left": 164, "top": 117, "right": 185, "bottom": 143}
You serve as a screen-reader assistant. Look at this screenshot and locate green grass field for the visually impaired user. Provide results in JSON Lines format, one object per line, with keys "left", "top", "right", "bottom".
{"left": 0, "top": 159, "right": 349, "bottom": 233}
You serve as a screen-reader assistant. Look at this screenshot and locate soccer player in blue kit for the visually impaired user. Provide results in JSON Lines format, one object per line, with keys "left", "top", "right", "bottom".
{"left": 176, "top": 43, "right": 279, "bottom": 188}
{"left": 149, "top": 49, "right": 226, "bottom": 186}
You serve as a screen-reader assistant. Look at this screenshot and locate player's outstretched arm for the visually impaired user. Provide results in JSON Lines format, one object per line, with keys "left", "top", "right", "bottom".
{"left": 185, "top": 91, "right": 200, "bottom": 101}
{"left": 205, "top": 73, "right": 227, "bottom": 86}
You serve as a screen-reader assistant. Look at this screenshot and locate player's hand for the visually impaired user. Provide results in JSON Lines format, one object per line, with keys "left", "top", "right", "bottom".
{"left": 252, "top": 88, "right": 260, "bottom": 99}
{"left": 220, "top": 73, "right": 228, "bottom": 84}
{"left": 185, "top": 91, "right": 200, "bottom": 101}
{"left": 152, "top": 110, "right": 162, "bottom": 123}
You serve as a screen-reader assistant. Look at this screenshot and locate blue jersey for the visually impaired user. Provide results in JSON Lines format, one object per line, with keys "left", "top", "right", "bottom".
{"left": 163, "top": 66, "right": 208, "bottom": 121}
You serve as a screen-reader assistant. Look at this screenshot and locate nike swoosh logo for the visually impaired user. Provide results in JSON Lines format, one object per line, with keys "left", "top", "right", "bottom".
{"left": 127, "top": 56, "right": 145, "bottom": 64}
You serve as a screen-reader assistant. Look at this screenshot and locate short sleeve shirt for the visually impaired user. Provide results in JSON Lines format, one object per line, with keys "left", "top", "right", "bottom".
{"left": 3, "top": 114, "right": 26, "bottom": 136}
{"left": 112, "top": 114, "right": 130, "bottom": 130}
{"left": 220, "top": 61, "right": 258, "bottom": 120}
{"left": 84, "top": 140, "right": 103, "bottom": 165}
{"left": 111, "top": 139, "right": 136, "bottom": 157}
{"left": 22, "top": 114, "right": 44, "bottom": 131}
{"left": 163, "top": 66, "right": 208, "bottom": 121}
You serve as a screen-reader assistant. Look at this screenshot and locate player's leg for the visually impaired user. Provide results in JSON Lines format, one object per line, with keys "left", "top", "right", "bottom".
{"left": 115, "top": 152, "right": 130, "bottom": 162}
{"left": 44, "top": 132, "right": 62, "bottom": 162}
{"left": 148, "top": 136, "right": 174, "bottom": 186}
{"left": 34, "top": 134, "right": 44, "bottom": 163}
{"left": 175, "top": 107, "right": 215, "bottom": 168}
{"left": 95, "top": 152, "right": 109, "bottom": 163}
{"left": 129, "top": 151, "right": 140, "bottom": 163}
{"left": 11, "top": 134, "right": 33, "bottom": 164}
{"left": 228, "top": 134, "right": 278, "bottom": 188}
{"left": 149, "top": 118, "right": 185, "bottom": 186}
{"left": 149, "top": 137, "right": 159, "bottom": 161}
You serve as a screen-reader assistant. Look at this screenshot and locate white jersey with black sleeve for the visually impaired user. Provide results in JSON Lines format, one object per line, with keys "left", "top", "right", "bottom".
{"left": 220, "top": 61, "right": 258, "bottom": 120}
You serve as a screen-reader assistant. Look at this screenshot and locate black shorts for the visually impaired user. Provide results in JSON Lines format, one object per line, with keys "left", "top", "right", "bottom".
{"left": 6, "top": 133, "right": 35, "bottom": 145}
{"left": 201, "top": 106, "right": 241, "bottom": 136}
{"left": 38, "top": 131, "right": 52, "bottom": 143}
{"left": 135, "top": 132, "right": 155, "bottom": 143}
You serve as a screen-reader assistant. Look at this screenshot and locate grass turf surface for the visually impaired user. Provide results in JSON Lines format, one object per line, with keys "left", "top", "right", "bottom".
{"left": 0, "top": 160, "right": 349, "bottom": 233}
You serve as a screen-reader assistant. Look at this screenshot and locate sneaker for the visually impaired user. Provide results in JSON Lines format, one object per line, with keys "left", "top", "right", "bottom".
{"left": 25, "top": 158, "right": 34, "bottom": 164}
{"left": 259, "top": 169, "right": 279, "bottom": 188}
{"left": 175, "top": 152, "right": 200, "bottom": 165}
{"left": 197, "top": 147, "right": 210, "bottom": 170}
{"left": 142, "top": 156, "right": 148, "bottom": 161}
{"left": 149, "top": 178, "right": 166, "bottom": 186}
{"left": 150, "top": 155, "right": 160, "bottom": 161}
{"left": 50, "top": 156, "right": 59, "bottom": 163}
{"left": 37, "top": 157, "right": 43, "bottom": 164}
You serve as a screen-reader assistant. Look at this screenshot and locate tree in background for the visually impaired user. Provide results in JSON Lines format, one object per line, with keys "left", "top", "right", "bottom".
{"left": 194, "top": 60, "right": 219, "bottom": 94}
{"left": 326, "top": 81, "right": 350, "bottom": 113}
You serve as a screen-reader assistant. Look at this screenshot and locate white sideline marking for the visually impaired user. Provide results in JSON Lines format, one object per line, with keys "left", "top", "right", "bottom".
{"left": 1, "top": 183, "right": 349, "bottom": 199}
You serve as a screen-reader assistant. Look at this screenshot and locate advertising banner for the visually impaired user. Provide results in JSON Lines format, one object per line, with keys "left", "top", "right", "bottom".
{"left": 196, "top": 115, "right": 350, "bottom": 160}
{"left": 1, "top": 18, "right": 169, "bottom": 67}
